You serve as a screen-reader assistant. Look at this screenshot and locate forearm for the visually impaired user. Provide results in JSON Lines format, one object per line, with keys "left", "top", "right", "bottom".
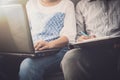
{"left": 48, "top": 36, "right": 69, "bottom": 48}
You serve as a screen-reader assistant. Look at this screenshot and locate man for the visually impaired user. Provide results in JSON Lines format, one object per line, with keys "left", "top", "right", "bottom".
{"left": 61, "top": 0, "right": 120, "bottom": 80}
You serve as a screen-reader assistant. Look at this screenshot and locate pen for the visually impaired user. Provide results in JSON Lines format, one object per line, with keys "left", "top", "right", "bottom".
{"left": 80, "top": 31, "right": 88, "bottom": 36}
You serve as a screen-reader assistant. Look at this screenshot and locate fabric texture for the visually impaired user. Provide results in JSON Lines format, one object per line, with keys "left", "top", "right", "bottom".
{"left": 76, "top": 0, "right": 120, "bottom": 38}
{"left": 61, "top": 47, "right": 120, "bottom": 80}
{"left": 61, "top": 0, "right": 120, "bottom": 80}
{"left": 26, "top": 0, "right": 76, "bottom": 43}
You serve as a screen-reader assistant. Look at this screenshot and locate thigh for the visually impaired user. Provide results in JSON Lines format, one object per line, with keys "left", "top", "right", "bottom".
{"left": 83, "top": 48, "right": 118, "bottom": 80}
{"left": 67, "top": 47, "right": 118, "bottom": 80}
{"left": 21, "top": 47, "right": 68, "bottom": 73}
{"left": 62, "top": 47, "right": 118, "bottom": 80}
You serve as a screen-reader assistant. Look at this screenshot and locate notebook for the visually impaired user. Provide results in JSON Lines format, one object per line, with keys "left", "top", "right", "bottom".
{"left": 0, "top": 3, "right": 61, "bottom": 57}
{"left": 69, "top": 36, "right": 120, "bottom": 49}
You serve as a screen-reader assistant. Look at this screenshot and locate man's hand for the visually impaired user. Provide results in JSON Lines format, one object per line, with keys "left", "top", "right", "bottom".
{"left": 34, "top": 40, "right": 50, "bottom": 51}
{"left": 77, "top": 35, "right": 96, "bottom": 42}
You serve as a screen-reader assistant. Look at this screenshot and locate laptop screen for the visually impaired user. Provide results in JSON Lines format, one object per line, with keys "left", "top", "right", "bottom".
{"left": 0, "top": 3, "right": 34, "bottom": 53}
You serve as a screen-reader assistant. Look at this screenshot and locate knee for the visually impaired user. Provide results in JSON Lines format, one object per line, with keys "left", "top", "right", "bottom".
{"left": 19, "top": 58, "right": 35, "bottom": 76}
{"left": 61, "top": 48, "right": 81, "bottom": 67}
{"left": 20, "top": 58, "right": 33, "bottom": 71}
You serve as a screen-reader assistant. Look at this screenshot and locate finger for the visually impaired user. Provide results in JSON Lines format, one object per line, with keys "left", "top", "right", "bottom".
{"left": 80, "top": 35, "right": 90, "bottom": 39}
{"left": 77, "top": 38, "right": 84, "bottom": 42}
{"left": 35, "top": 43, "right": 43, "bottom": 50}
{"left": 38, "top": 46, "right": 48, "bottom": 51}
{"left": 34, "top": 42, "right": 39, "bottom": 48}
{"left": 34, "top": 40, "right": 43, "bottom": 48}
{"left": 77, "top": 38, "right": 83, "bottom": 42}
{"left": 90, "top": 35, "right": 96, "bottom": 38}
{"left": 77, "top": 36, "right": 89, "bottom": 42}
{"left": 83, "top": 36, "right": 90, "bottom": 39}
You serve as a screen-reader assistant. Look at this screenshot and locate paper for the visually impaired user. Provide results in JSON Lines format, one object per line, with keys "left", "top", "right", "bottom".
{"left": 73, "top": 36, "right": 119, "bottom": 45}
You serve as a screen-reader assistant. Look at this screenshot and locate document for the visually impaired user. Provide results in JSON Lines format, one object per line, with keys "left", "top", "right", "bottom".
{"left": 70, "top": 36, "right": 120, "bottom": 48}
{"left": 74, "top": 36, "right": 117, "bottom": 44}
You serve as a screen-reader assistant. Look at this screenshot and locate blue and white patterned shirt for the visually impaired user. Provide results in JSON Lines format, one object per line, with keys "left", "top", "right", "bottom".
{"left": 26, "top": 0, "right": 76, "bottom": 43}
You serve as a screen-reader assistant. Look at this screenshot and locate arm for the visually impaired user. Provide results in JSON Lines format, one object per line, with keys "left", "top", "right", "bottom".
{"left": 60, "top": 1, "right": 76, "bottom": 44}
{"left": 76, "top": 2, "right": 96, "bottom": 42}
{"left": 76, "top": 2, "right": 87, "bottom": 39}
{"left": 34, "top": 1, "right": 76, "bottom": 51}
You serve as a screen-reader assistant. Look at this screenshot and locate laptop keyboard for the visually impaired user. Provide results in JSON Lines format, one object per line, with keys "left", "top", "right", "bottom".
{"left": 34, "top": 48, "right": 61, "bottom": 57}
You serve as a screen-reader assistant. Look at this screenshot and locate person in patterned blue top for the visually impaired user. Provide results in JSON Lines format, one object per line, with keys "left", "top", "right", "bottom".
{"left": 19, "top": 0, "right": 76, "bottom": 80}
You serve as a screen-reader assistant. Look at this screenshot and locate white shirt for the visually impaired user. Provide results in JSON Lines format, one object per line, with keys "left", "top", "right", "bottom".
{"left": 26, "top": 0, "right": 76, "bottom": 43}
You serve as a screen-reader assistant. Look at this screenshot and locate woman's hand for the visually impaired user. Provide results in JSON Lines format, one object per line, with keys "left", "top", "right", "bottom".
{"left": 34, "top": 36, "right": 68, "bottom": 51}
{"left": 34, "top": 40, "right": 50, "bottom": 51}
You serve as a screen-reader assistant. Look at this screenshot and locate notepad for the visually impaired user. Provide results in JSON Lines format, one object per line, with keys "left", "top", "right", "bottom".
{"left": 70, "top": 36, "right": 120, "bottom": 48}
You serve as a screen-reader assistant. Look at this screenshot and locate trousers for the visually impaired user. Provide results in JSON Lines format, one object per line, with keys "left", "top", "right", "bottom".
{"left": 19, "top": 47, "right": 68, "bottom": 80}
{"left": 61, "top": 46, "right": 120, "bottom": 80}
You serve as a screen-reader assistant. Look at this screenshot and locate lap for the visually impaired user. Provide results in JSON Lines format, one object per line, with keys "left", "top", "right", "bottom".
{"left": 20, "top": 47, "right": 68, "bottom": 73}
{"left": 64, "top": 47, "right": 119, "bottom": 78}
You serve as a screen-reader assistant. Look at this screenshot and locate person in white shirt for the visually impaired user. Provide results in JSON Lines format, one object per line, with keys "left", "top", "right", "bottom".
{"left": 19, "top": 0, "right": 76, "bottom": 80}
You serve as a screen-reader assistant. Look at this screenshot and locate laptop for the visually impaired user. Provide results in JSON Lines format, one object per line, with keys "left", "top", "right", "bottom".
{"left": 0, "top": 3, "right": 61, "bottom": 57}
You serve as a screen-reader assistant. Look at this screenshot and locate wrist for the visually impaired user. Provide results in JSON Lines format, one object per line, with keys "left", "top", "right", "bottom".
{"left": 48, "top": 41, "right": 55, "bottom": 49}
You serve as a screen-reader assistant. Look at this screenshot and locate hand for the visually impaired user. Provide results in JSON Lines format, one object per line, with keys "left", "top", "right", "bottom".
{"left": 34, "top": 40, "right": 49, "bottom": 51}
{"left": 77, "top": 35, "right": 96, "bottom": 42}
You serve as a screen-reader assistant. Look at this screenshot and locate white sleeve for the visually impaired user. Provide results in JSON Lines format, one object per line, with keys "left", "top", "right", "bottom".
{"left": 60, "top": 2, "right": 76, "bottom": 43}
{"left": 76, "top": 2, "right": 85, "bottom": 37}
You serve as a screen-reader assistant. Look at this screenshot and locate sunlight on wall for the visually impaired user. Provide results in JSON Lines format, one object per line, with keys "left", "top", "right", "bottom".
{"left": 0, "top": 0, "right": 27, "bottom": 5}
{"left": 0, "top": 0, "right": 17, "bottom": 5}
